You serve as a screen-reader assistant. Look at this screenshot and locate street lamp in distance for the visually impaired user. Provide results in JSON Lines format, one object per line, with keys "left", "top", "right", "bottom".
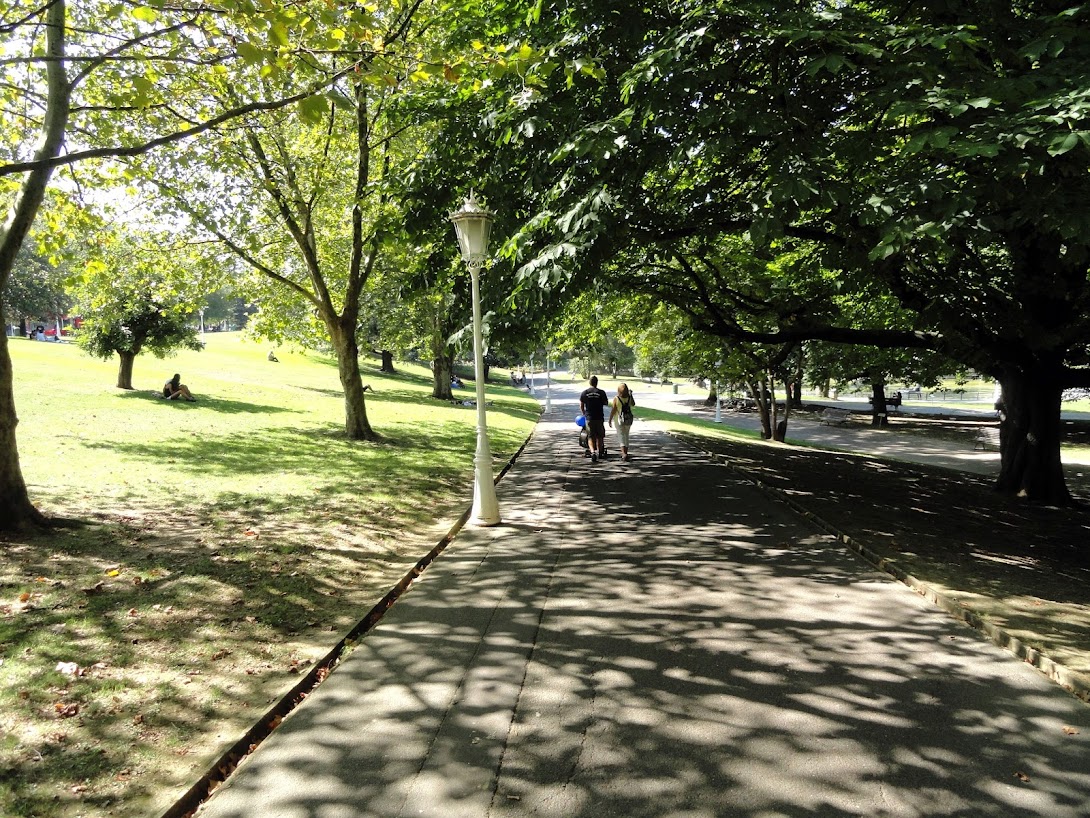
{"left": 449, "top": 193, "right": 501, "bottom": 526}
{"left": 715, "top": 360, "right": 722, "bottom": 423}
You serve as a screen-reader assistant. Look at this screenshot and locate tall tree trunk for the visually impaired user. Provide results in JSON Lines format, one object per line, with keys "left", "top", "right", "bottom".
{"left": 330, "top": 324, "right": 375, "bottom": 441}
{"left": 768, "top": 373, "right": 781, "bottom": 440}
{"left": 748, "top": 377, "right": 773, "bottom": 439}
{"left": 432, "top": 352, "right": 453, "bottom": 400}
{"left": 773, "top": 375, "right": 790, "bottom": 442}
{"left": 0, "top": 0, "right": 67, "bottom": 531}
{"left": 429, "top": 311, "right": 453, "bottom": 400}
{"left": 117, "top": 351, "right": 136, "bottom": 390}
{"left": 380, "top": 349, "right": 395, "bottom": 373}
{"left": 0, "top": 333, "right": 46, "bottom": 530}
{"left": 996, "top": 368, "right": 1070, "bottom": 504}
{"left": 789, "top": 353, "right": 804, "bottom": 408}
{"left": 870, "top": 378, "right": 889, "bottom": 427}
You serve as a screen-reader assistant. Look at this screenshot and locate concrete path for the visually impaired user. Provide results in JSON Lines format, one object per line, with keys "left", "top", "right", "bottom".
{"left": 195, "top": 393, "right": 1090, "bottom": 818}
{"left": 617, "top": 384, "right": 1090, "bottom": 475}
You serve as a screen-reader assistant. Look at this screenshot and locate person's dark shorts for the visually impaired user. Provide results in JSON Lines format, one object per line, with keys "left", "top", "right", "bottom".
{"left": 586, "top": 415, "right": 606, "bottom": 436}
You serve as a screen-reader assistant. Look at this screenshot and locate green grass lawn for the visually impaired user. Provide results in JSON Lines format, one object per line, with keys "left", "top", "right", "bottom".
{"left": 1, "top": 333, "right": 539, "bottom": 818}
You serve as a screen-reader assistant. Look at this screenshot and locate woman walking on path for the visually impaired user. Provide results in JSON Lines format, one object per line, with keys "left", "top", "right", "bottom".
{"left": 608, "top": 383, "right": 636, "bottom": 461}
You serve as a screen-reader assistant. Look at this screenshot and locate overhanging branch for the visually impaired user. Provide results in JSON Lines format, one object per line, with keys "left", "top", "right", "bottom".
{"left": 0, "top": 60, "right": 369, "bottom": 178}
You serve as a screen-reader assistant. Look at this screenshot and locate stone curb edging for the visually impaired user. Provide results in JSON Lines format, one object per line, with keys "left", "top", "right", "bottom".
{"left": 161, "top": 428, "right": 538, "bottom": 818}
{"left": 672, "top": 432, "right": 1090, "bottom": 705}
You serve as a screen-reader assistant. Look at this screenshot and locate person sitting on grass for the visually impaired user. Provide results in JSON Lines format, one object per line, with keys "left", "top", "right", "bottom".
{"left": 163, "top": 373, "right": 197, "bottom": 402}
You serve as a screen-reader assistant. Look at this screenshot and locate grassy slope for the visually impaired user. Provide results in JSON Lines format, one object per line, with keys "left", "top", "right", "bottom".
{"left": 1, "top": 334, "right": 539, "bottom": 818}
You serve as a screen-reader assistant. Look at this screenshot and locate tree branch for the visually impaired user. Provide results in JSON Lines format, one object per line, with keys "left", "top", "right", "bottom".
{"left": 0, "top": 61, "right": 368, "bottom": 178}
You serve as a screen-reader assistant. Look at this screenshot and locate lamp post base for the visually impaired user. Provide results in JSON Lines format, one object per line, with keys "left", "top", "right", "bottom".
{"left": 471, "top": 481, "right": 501, "bottom": 526}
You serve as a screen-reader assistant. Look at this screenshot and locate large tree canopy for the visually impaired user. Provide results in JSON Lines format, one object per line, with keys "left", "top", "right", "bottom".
{"left": 441, "top": 0, "right": 1090, "bottom": 504}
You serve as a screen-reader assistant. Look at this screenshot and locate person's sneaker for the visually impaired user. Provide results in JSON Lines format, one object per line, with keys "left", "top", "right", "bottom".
{"left": 591, "top": 453, "right": 598, "bottom": 463}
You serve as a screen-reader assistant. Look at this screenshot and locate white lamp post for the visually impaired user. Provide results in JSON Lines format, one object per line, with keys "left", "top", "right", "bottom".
{"left": 715, "top": 360, "right": 722, "bottom": 423}
{"left": 544, "top": 348, "right": 552, "bottom": 413}
{"left": 450, "top": 194, "right": 501, "bottom": 526}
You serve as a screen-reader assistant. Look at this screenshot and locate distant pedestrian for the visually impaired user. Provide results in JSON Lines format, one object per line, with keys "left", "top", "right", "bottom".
{"left": 608, "top": 383, "right": 636, "bottom": 461}
{"left": 579, "top": 376, "right": 610, "bottom": 463}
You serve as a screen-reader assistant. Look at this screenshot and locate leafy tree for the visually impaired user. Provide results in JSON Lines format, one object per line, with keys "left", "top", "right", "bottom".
{"left": 131, "top": 0, "right": 481, "bottom": 440}
{"left": 357, "top": 233, "right": 468, "bottom": 399}
{"left": 459, "top": 0, "right": 1090, "bottom": 504}
{"left": 201, "top": 289, "right": 242, "bottom": 332}
{"left": 1, "top": 0, "right": 370, "bottom": 528}
{"left": 72, "top": 228, "right": 208, "bottom": 389}
{"left": 3, "top": 245, "right": 73, "bottom": 335}
{"left": 77, "top": 299, "right": 203, "bottom": 391}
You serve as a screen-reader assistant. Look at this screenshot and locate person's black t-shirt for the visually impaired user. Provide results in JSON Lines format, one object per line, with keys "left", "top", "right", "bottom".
{"left": 580, "top": 387, "right": 609, "bottom": 422}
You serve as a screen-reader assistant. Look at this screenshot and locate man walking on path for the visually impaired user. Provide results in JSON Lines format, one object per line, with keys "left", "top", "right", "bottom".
{"left": 579, "top": 375, "right": 610, "bottom": 462}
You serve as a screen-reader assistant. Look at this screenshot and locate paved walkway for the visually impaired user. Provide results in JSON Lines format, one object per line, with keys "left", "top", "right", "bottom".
{"left": 625, "top": 387, "right": 1090, "bottom": 475}
{"left": 194, "top": 390, "right": 1090, "bottom": 818}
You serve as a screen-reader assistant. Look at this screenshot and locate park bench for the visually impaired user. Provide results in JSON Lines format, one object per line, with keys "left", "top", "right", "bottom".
{"left": 867, "top": 395, "right": 901, "bottom": 411}
{"left": 819, "top": 407, "right": 853, "bottom": 426}
{"left": 974, "top": 426, "right": 1001, "bottom": 451}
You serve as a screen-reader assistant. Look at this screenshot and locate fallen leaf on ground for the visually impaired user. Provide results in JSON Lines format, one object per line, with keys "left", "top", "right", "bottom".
{"left": 1062, "top": 726, "right": 1080, "bottom": 735}
{"left": 1014, "top": 771, "right": 1030, "bottom": 782}
{"left": 54, "top": 702, "right": 80, "bottom": 718}
{"left": 55, "top": 661, "right": 82, "bottom": 677}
